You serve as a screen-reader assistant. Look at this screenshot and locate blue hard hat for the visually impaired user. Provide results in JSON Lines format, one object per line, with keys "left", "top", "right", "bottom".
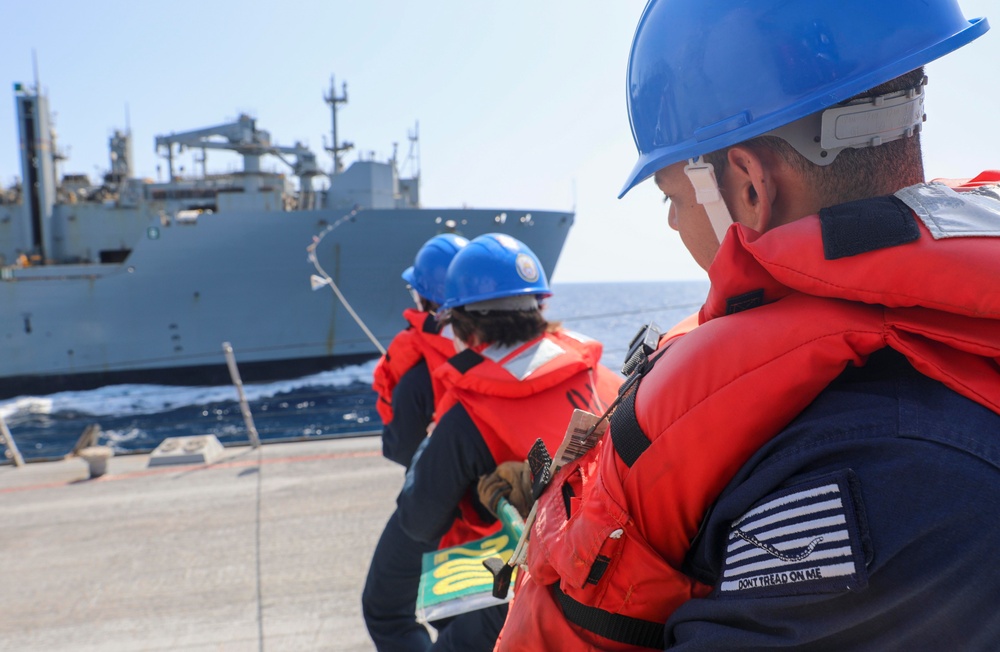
{"left": 620, "top": 0, "right": 990, "bottom": 197}
{"left": 440, "top": 233, "right": 552, "bottom": 311}
{"left": 401, "top": 233, "right": 470, "bottom": 305}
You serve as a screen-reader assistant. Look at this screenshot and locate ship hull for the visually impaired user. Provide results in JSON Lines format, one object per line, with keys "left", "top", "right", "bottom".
{"left": 0, "top": 353, "right": 378, "bottom": 398}
{"left": 0, "top": 207, "right": 572, "bottom": 398}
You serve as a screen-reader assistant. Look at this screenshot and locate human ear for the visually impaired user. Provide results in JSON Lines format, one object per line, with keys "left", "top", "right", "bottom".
{"left": 725, "top": 146, "right": 776, "bottom": 232}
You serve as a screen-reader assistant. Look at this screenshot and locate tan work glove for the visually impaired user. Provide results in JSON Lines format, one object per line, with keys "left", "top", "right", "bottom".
{"left": 477, "top": 460, "right": 533, "bottom": 520}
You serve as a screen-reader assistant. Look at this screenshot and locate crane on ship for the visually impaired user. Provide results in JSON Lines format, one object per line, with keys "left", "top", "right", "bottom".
{"left": 154, "top": 114, "right": 325, "bottom": 206}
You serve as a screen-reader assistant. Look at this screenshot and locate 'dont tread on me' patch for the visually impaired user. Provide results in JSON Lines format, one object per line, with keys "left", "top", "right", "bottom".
{"left": 718, "top": 473, "right": 869, "bottom": 598}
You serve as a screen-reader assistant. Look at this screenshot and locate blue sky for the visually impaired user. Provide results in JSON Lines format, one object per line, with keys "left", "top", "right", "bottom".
{"left": 2, "top": 1, "right": 997, "bottom": 282}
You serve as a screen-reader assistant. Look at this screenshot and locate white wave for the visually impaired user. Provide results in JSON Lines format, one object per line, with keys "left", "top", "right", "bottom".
{"left": 0, "top": 360, "right": 378, "bottom": 420}
{"left": 101, "top": 427, "right": 144, "bottom": 452}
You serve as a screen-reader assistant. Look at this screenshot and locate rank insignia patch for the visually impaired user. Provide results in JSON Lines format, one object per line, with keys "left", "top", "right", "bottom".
{"left": 718, "top": 473, "right": 869, "bottom": 597}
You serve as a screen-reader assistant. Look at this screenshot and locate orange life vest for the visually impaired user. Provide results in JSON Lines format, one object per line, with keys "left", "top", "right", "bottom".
{"left": 434, "top": 329, "right": 623, "bottom": 550}
{"left": 371, "top": 308, "right": 456, "bottom": 425}
{"left": 500, "top": 176, "right": 1000, "bottom": 651}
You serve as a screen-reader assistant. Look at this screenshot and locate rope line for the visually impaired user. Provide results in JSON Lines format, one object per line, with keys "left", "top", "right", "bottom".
{"left": 306, "top": 208, "right": 387, "bottom": 355}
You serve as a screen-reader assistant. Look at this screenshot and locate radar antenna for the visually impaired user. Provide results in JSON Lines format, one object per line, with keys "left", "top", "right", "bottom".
{"left": 400, "top": 121, "right": 421, "bottom": 181}
{"left": 323, "top": 76, "right": 354, "bottom": 176}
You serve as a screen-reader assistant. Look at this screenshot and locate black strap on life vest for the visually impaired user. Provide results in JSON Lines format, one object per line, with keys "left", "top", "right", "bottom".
{"left": 609, "top": 329, "right": 672, "bottom": 469}
{"left": 553, "top": 584, "right": 665, "bottom": 650}
{"left": 819, "top": 195, "right": 920, "bottom": 260}
{"left": 599, "top": 321, "right": 664, "bottom": 467}
{"left": 421, "top": 312, "right": 442, "bottom": 334}
{"left": 610, "top": 380, "right": 649, "bottom": 468}
{"left": 447, "top": 348, "right": 483, "bottom": 374}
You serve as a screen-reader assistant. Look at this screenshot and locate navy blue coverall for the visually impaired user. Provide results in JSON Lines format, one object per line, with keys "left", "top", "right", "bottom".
{"left": 380, "top": 360, "right": 435, "bottom": 469}
{"left": 666, "top": 349, "right": 1000, "bottom": 650}
{"left": 363, "top": 366, "right": 503, "bottom": 652}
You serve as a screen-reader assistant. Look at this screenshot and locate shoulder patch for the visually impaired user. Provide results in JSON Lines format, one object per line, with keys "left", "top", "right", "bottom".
{"left": 718, "top": 472, "right": 869, "bottom": 598}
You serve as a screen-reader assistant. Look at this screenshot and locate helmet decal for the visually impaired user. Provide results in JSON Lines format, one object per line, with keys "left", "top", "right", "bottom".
{"left": 515, "top": 253, "right": 540, "bottom": 283}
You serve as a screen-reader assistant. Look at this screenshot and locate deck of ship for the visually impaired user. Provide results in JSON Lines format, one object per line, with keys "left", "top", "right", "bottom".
{"left": 0, "top": 436, "right": 401, "bottom": 651}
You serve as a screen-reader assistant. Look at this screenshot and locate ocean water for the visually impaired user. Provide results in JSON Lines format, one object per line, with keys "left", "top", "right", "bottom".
{"left": 0, "top": 281, "right": 708, "bottom": 461}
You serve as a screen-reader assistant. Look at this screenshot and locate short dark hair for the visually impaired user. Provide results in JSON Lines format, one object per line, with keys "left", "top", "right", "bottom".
{"left": 444, "top": 307, "right": 550, "bottom": 347}
{"left": 705, "top": 67, "right": 926, "bottom": 206}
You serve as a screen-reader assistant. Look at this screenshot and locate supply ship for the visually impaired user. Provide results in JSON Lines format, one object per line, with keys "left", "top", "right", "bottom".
{"left": 0, "top": 77, "right": 573, "bottom": 398}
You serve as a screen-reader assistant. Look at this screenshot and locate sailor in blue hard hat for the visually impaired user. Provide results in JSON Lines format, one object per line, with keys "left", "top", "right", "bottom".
{"left": 495, "top": 1, "right": 1000, "bottom": 650}
{"left": 367, "top": 232, "right": 621, "bottom": 652}
{"left": 371, "top": 233, "right": 468, "bottom": 468}
{"left": 365, "top": 233, "right": 470, "bottom": 651}
{"left": 401, "top": 233, "right": 469, "bottom": 312}
{"left": 438, "top": 232, "right": 551, "bottom": 318}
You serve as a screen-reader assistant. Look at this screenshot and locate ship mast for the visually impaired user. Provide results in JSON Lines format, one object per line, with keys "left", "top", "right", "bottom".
{"left": 14, "top": 52, "right": 58, "bottom": 264}
{"left": 323, "top": 76, "right": 353, "bottom": 176}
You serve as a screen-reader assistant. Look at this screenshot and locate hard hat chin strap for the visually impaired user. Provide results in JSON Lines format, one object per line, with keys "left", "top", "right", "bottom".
{"left": 680, "top": 79, "right": 927, "bottom": 245}
{"left": 684, "top": 157, "right": 733, "bottom": 244}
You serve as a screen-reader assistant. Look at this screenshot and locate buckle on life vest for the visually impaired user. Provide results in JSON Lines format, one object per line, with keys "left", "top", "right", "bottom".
{"left": 483, "top": 556, "right": 514, "bottom": 598}
{"left": 622, "top": 321, "right": 662, "bottom": 376}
